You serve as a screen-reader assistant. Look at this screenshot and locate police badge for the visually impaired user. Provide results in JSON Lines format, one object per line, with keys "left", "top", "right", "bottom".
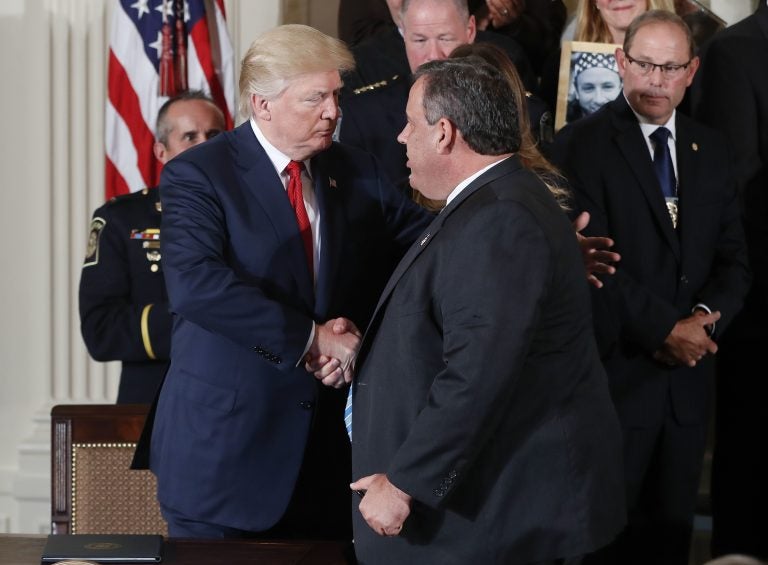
{"left": 83, "top": 217, "right": 106, "bottom": 267}
{"left": 665, "top": 197, "right": 679, "bottom": 229}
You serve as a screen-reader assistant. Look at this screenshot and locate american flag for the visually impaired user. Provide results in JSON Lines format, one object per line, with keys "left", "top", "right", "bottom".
{"left": 106, "top": 0, "right": 235, "bottom": 199}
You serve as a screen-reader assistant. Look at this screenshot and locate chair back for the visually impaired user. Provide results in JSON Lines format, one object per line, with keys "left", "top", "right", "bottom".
{"left": 51, "top": 404, "right": 167, "bottom": 535}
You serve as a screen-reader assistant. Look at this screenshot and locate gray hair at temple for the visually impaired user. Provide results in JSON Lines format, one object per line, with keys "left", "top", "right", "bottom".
{"left": 413, "top": 57, "right": 521, "bottom": 156}
{"left": 624, "top": 10, "right": 696, "bottom": 59}
{"left": 238, "top": 24, "right": 355, "bottom": 119}
{"left": 400, "top": 0, "right": 470, "bottom": 23}
{"left": 156, "top": 90, "right": 222, "bottom": 146}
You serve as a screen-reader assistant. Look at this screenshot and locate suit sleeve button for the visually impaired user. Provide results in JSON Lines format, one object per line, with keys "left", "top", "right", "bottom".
{"left": 299, "top": 401, "right": 314, "bottom": 409}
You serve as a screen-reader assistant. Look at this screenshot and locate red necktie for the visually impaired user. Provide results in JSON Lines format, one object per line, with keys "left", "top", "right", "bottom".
{"left": 285, "top": 160, "right": 313, "bottom": 274}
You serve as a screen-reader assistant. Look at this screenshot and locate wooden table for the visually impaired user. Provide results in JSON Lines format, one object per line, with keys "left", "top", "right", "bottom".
{"left": 0, "top": 534, "right": 352, "bottom": 565}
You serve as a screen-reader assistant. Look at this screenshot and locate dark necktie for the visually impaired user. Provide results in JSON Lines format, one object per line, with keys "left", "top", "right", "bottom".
{"left": 285, "top": 160, "right": 313, "bottom": 274}
{"left": 650, "top": 126, "right": 676, "bottom": 198}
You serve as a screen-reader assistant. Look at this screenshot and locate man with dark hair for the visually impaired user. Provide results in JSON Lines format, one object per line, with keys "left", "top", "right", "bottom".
{"left": 79, "top": 91, "right": 226, "bottom": 403}
{"left": 553, "top": 10, "right": 750, "bottom": 565}
{"left": 348, "top": 56, "right": 625, "bottom": 565}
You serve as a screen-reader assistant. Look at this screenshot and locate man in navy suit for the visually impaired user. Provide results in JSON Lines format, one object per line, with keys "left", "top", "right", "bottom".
{"left": 348, "top": 57, "right": 625, "bottom": 564}
{"left": 148, "top": 24, "right": 428, "bottom": 539}
{"left": 553, "top": 11, "right": 750, "bottom": 565}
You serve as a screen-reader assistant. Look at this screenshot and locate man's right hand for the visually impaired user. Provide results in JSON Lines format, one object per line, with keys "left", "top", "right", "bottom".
{"left": 573, "top": 211, "right": 621, "bottom": 289}
{"left": 306, "top": 318, "right": 361, "bottom": 388}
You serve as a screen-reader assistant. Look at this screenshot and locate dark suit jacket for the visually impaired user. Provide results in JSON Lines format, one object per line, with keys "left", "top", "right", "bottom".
{"left": 149, "top": 122, "right": 429, "bottom": 532}
{"left": 552, "top": 96, "right": 750, "bottom": 428}
{"left": 344, "top": 28, "right": 537, "bottom": 94}
{"left": 340, "top": 74, "right": 553, "bottom": 188}
{"left": 79, "top": 188, "right": 170, "bottom": 404}
{"left": 351, "top": 156, "right": 625, "bottom": 564}
{"left": 694, "top": 2, "right": 768, "bottom": 343}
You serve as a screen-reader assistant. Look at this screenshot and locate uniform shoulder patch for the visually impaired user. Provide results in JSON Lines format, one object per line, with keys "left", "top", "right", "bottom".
{"left": 352, "top": 74, "right": 400, "bottom": 95}
{"left": 83, "top": 217, "right": 106, "bottom": 267}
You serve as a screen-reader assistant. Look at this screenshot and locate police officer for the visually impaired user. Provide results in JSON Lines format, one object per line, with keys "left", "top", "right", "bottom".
{"left": 79, "top": 91, "right": 226, "bottom": 403}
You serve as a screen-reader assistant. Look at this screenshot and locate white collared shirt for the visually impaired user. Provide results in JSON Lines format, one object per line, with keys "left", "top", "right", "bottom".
{"left": 445, "top": 156, "right": 510, "bottom": 207}
{"left": 250, "top": 117, "right": 321, "bottom": 281}
{"left": 628, "top": 98, "right": 679, "bottom": 185}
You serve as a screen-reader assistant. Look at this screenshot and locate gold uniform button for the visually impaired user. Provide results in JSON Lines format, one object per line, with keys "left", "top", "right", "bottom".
{"left": 150, "top": 264, "right": 159, "bottom": 272}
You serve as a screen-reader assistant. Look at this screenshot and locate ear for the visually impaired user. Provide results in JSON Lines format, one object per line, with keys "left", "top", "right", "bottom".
{"left": 251, "top": 94, "right": 271, "bottom": 121}
{"left": 153, "top": 141, "right": 168, "bottom": 164}
{"left": 615, "top": 47, "right": 627, "bottom": 80}
{"left": 684, "top": 56, "right": 700, "bottom": 87}
{"left": 466, "top": 15, "right": 477, "bottom": 43}
{"left": 435, "top": 117, "right": 457, "bottom": 155}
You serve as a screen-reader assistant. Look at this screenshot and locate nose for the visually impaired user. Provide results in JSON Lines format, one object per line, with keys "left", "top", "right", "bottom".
{"left": 424, "top": 41, "right": 442, "bottom": 63}
{"left": 647, "top": 66, "right": 665, "bottom": 86}
{"left": 397, "top": 123, "right": 409, "bottom": 145}
{"left": 595, "top": 88, "right": 612, "bottom": 104}
{"left": 323, "top": 97, "right": 339, "bottom": 121}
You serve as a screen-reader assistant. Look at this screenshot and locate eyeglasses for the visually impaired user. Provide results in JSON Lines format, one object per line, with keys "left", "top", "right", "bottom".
{"left": 624, "top": 53, "right": 692, "bottom": 78}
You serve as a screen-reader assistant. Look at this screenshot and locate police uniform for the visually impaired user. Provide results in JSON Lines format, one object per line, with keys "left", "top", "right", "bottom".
{"left": 340, "top": 74, "right": 554, "bottom": 190}
{"left": 344, "top": 28, "right": 538, "bottom": 95}
{"left": 79, "top": 187, "right": 170, "bottom": 404}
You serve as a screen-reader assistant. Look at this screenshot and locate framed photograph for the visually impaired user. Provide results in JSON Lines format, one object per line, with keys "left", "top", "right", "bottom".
{"left": 675, "top": 0, "right": 726, "bottom": 47}
{"left": 555, "top": 41, "right": 622, "bottom": 132}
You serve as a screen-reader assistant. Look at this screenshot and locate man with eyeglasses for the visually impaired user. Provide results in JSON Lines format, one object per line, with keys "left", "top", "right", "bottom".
{"left": 552, "top": 10, "right": 750, "bottom": 565}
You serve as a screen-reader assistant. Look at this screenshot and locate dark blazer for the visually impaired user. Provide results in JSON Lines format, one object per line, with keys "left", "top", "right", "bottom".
{"left": 694, "top": 2, "right": 768, "bottom": 340}
{"left": 340, "top": 74, "right": 554, "bottom": 188}
{"left": 149, "top": 122, "right": 429, "bottom": 532}
{"left": 552, "top": 96, "right": 750, "bottom": 429}
{"left": 78, "top": 188, "right": 170, "bottom": 404}
{"left": 344, "top": 28, "right": 537, "bottom": 94}
{"left": 351, "top": 156, "right": 626, "bottom": 564}
{"left": 693, "top": 4, "right": 768, "bottom": 557}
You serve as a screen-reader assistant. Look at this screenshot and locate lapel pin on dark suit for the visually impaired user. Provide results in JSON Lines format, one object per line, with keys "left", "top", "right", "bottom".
{"left": 692, "top": 142, "right": 699, "bottom": 151}
{"left": 329, "top": 177, "right": 337, "bottom": 188}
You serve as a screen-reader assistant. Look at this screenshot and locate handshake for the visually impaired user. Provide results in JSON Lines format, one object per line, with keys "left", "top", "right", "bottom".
{"left": 305, "top": 317, "right": 361, "bottom": 388}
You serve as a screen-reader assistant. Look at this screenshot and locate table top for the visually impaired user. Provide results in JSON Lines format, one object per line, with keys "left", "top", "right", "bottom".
{"left": 0, "top": 534, "right": 352, "bottom": 565}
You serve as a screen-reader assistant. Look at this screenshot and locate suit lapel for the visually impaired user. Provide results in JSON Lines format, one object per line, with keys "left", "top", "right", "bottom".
{"left": 758, "top": 1, "right": 768, "bottom": 41}
{"left": 311, "top": 155, "right": 343, "bottom": 319}
{"left": 233, "top": 123, "right": 314, "bottom": 303}
{"left": 675, "top": 114, "right": 704, "bottom": 250}
{"left": 610, "top": 98, "right": 680, "bottom": 259}
{"left": 362, "top": 156, "right": 522, "bottom": 339}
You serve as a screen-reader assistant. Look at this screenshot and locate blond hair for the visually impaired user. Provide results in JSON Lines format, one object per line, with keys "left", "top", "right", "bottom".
{"left": 574, "top": 0, "right": 676, "bottom": 43}
{"left": 238, "top": 24, "right": 355, "bottom": 118}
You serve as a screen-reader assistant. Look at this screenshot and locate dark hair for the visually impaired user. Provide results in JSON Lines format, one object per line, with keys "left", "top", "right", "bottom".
{"left": 448, "top": 42, "right": 569, "bottom": 208}
{"left": 155, "top": 90, "right": 222, "bottom": 145}
{"left": 624, "top": 9, "right": 696, "bottom": 59}
{"left": 414, "top": 57, "right": 521, "bottom": 156}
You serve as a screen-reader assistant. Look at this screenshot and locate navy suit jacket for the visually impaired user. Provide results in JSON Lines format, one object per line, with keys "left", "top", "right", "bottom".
{"left": 149, "top": 122, "right": 429, "bottom": 531}
{"left": 553, "top": 96, "right": 750, "bottom": 429}
{"left": 352, "top": 157, "right": 625, "bottom": 564}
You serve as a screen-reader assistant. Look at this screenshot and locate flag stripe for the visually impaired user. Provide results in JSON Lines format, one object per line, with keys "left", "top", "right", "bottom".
{"left": 189, "top": 17, "right": 233, "bottom": 129}
{"left": 105, "top": 0, "right": 234, "bottom": 200}
{"left": 106, "top": 99, "right": 148, "bottom": 196}
{"left": 107, "top": 50, "right": 159, "bottom": 189}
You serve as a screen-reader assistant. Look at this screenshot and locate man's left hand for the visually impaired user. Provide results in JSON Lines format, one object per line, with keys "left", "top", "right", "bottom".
{"left": 350, "top": 474, "right": 412, "bottom": 537}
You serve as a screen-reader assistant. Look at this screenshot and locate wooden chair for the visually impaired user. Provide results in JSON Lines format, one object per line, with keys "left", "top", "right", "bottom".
{"left": 50, "top": 404, "right": 167, "bottom": 535}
